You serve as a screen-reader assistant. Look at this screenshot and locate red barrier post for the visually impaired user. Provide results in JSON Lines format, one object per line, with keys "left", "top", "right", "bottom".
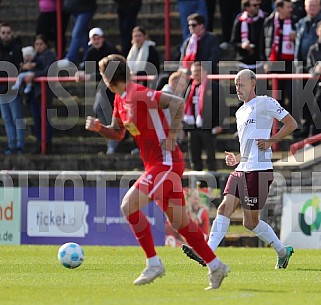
{"left": 56, "top": 0, "right": 63, "bottom": 60}
{"left": 40, "top": 79, "right": 48, "bottom": 154}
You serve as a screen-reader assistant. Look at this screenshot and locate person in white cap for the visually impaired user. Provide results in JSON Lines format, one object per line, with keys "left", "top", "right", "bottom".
{"left": 11, "top": 46, "right": 37, "bottom": 94}
{"left": 75, "top": 27, "right": 121, "bottom": 154}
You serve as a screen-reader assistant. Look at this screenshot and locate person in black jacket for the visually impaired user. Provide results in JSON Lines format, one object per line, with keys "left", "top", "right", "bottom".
{"left": 22, "top": 35, "right": 57, "bottom": 153}
{"left": 183, "top": 61, "right": 224, "bottom": 171}
{"left": 180, "top": 13, "right": 220, "bottom": 74}
{"left": 230, "top": 0, "right": 266, "bottom": 71}
{"left": 75, "top": 27, "right": 121, "bottom": 154}
{"left": 0, "top": 22, "right": 24, "bottom": 154}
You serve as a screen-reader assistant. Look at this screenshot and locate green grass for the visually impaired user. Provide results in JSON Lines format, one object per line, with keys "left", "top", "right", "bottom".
{"left": 0, "top": 246, "right": 320, "bottom": 305}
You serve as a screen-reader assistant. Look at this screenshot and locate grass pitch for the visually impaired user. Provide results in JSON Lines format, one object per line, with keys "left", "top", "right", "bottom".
{"left": 0, "top": 246, "right": 320, "bottom": 305}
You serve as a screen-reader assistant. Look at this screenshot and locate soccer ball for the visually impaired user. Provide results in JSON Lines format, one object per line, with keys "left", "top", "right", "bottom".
{"left": 57, "top": 242, "right": 84, "bottom": 269}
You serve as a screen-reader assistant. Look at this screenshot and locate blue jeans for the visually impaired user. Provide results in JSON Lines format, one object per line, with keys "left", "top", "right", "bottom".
{"left": 177, "top": 0, "right": 208, "bottom": 41}
{"left": 65, "top": 11, "right": 95, "bottom": 63}
{"left": 0, "top": 94, "right": 25, "bottom": 152}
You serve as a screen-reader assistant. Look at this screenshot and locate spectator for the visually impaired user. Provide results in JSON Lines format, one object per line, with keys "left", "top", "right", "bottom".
{"left": 230, "top": 0, "right": 266, "bottom": 72}
{"left": 177, "top": 0, "right": 208, "bottom": 41}
{"left": 161, "top": 70, "right": 189, "bottom": 152}
{"left": 0, "top": 22, "right": 24, "bottom": 155}
{"left": 294, "top": 0, "right": 321, "bottom": 138}
{"left": 304, "top": 20, "right": 321, "bottom": 140}
{"left": 205, "top": 0, "right": 216, "bottom": 32}
{"left": 187, "top": 189, "right": 210, "bottom": 240}
{"left": 180, "top": 13, "right": 220, "bottom": 73}
{"left": 127, "top": 26, "right": 160, "bottom": 87}
{"left": 261, "top": 0, "right": 296, "bottom": 113}
{"left": 36, "top": 0, "right": 69, "bottom": 54}
{"left": 113, "top": 0, "right": 142, "bottom": 56}
{"left": 58, "top": 0, "right": 97, "bottom": 67}
{"left": 217, "top": 0, "right": 241, "bottom": 49}
{"left": 291, "top": 0, "right": 306, "bottom": 23}
{"left": 11, "top": 46, "right": 37, "bottom": 94}
{"left": 183, "top": 61, "right": 224, "bottom": 171}
{"left": 23, "top": 35, "right": 56, "bottom": 153}
{"left": 76, "top": 27, "right": 120, "bottom": 154}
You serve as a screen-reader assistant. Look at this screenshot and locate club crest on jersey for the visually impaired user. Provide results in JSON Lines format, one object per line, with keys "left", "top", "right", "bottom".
{"left": 140, "top": 174, "right": 153, "bottom": 186}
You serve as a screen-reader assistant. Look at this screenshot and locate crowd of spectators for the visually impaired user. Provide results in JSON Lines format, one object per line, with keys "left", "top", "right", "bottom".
{"left": 0, "top": 0, "right": 320, "bottom": 171}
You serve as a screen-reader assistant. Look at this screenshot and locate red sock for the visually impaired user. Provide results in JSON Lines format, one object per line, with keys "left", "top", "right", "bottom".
{"left": 127, "top": 210, "right": 156, "bottom": 258}
{"left": 179, "top": 221, "right": 216, "bottom": 264}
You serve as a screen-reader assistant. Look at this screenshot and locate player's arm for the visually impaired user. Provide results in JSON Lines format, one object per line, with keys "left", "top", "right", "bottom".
{"left": 225, "top": 151, "right": 240, "bottom": 166}
{"left": 85, "top": 116, "right": 126, "bottom": 141}
{"left": 158, "top": 92, "right": 184, "bottom": 150}
{"left": 257, "top": 114, "right": 298, "bottom": 150}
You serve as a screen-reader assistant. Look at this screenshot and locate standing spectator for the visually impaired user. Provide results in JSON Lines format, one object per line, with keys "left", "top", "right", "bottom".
{"left": 86, "top": 54, "right": 229, "bottom": 290}
{"left": 177, "top": 0, "right": 208, "bottom": 41}
{"left": 58, "top": 0, "right": 97, "bottom": 67}
{"left": 217, "top": 0, "right": 241, "bottom": 49}
{"left": 180, "top": 13, "right": 220, "bottom": 73}
{"left": 261, "top": 0, "right": 296, "bottom": 113}
{"left": 23, "top": 35, "right": 57, "bottom": 153}
{"left": 183, "top": 61, "right": 224, "bottom": 171}
{"left": 305, "top": 20, "right": 321, "bottom": 140}
{"left": 113, "top": 0, "right": 142, "bottom": 56}
{"left": 36, "top": 0, "right": 69, "bottom": 54}
{"left": 230, "top": 0, "right": 266, "bottom": 71}
{"left": 76, "top": 27, "right": 120, "bottom": 154}
{"left": 294, "top": 0, "right": 321, "bottom": 138}
{"left": 127, "top": 26, "right": 160, "bottom": 87}
{"left": 182, "top": 69, "right": 297, "bottom": 271}
{"left": 0, "top": 22, "right": 24, "bottom": 155}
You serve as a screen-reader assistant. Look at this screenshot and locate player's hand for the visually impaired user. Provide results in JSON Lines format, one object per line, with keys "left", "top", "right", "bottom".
{"left": 225, "top": 151, "right": 238, "bottom": 166}
{"left": 256, "top": 139, "right": 273, "bottom": 150}
{"left": 85, "top": 116, "right": 101, "bottom": 132}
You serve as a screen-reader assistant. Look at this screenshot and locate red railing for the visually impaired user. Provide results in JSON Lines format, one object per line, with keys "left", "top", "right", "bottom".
{"left": 0, "top": 73, "right": 316, "bottom": 154}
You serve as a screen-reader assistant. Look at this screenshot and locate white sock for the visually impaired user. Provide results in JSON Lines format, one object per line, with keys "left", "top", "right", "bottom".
{"left": 207, "top": 215, "right": 230, "bottom": 251}
{"left": 207, "top": 257, "right": 221, "bottom": 272}
{"left": 251, "top": 220, "right": 286, "bottom": 257}
{"left": 147, "top": 255, "right": 161, "bottom": 267}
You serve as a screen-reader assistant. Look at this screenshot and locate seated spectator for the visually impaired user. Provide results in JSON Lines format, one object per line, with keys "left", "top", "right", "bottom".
{"left": 76, "top": 27, "right": 121, "bottom": 154}
{"left": 22, "top": 35, "right": 57, "bottom": 153}
{"left": 183, "top": 61, "right": 224, "bottom": 171}
{"left": 180, "top": 13, "right": 220, "bottom": 73}
{"left": 127, "top": 26, "right": 160, "bottom": 87}
{"left": 186, "top": 189, "right": 209, "bottom": 240}
{"left": 11, "top": 46, "right": 37, "bottom": 94}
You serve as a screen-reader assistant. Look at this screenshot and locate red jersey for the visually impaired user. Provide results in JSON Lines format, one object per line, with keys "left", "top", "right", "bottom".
{"left": 113, "top": 82, "right": 184, "bottom": 169}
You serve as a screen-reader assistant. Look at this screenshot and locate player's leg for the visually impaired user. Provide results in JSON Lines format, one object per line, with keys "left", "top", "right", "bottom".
{"left": 241, "top": 170, "right": 294, "bottom": 269}
{"left": 121, "top": 186, "right": 165, "bottom": 285}
{"left": 164, "top": 201, "right": 229, "bottom": 289}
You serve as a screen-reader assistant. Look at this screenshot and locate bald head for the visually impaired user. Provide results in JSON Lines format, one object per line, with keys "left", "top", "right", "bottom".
{"left": 235, "top": 69, "right": 257, "bottom": 83}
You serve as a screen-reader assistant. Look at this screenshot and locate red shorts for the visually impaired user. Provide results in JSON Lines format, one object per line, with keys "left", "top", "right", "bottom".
{"left": 223, "top": 170, "right": 274, "bottom": 210}
{"left": 134, "top": 162, "right": 185, "bottom": 211}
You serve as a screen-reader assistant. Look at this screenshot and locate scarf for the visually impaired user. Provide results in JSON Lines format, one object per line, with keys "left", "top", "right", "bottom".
{"left": 182, "top": 30, "right": 205, "bottom": 69}
{"left": 127, "top": 40, "right": 156, "bottom": 74}
{"left": 183, "top": 78, "right": 208, "bottom": 127}
{"left": 269, "top": 12, "right": 294, "bottom": 61}
{"left": 239, "top": 9, "right": 265, "bottom": 43}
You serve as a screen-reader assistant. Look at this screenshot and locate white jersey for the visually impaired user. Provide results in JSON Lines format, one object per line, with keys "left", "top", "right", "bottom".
{"left": 235, "top": 95, "right": 288, "bottom": 171}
